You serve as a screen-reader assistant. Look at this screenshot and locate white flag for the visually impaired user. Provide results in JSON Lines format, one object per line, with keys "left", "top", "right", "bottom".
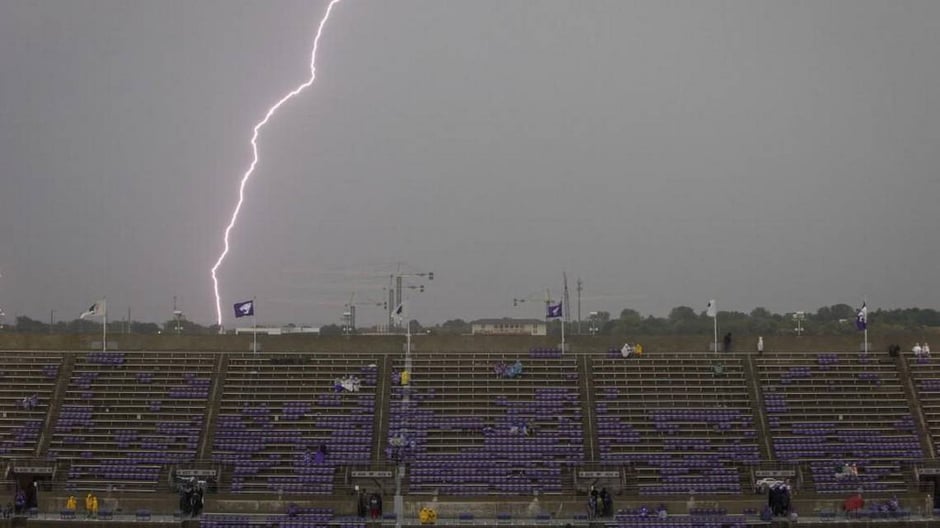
{"left": 706, "top": 299, "right": 717, "bottom": 318}
{"left": 80, "top": 299, "right": 107, "bottom": 319}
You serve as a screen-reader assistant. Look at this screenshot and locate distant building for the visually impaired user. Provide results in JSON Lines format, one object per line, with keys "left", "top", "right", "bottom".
{"left": 234, "top": 326, "right": 319, "bottom": 336}
{"left": 470, "top": 318, "right": 546, "bottom": 336}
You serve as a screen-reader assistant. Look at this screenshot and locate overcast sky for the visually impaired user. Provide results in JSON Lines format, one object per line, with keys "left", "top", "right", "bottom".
{"left": 1, "top": 0, "right": 938, "bottom": 327}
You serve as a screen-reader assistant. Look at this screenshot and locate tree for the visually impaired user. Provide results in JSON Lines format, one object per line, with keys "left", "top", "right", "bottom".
{"left": 15, "top": 316, "right": 48, "bottom": 334}
{"left": 407, "top": 319, "right": 424, "bottom": 334}
{"left": 750, "top": 307, "right": 773, "bottom": 319}
{"left": 669, "top": 306, "right": 697, "bottom": 323}
{"left": 438, "top": 319, "right": 471, "bottom": 335}
{"left": 319, "top": 324, "right": 343, "bottom": 336}
{"left": 130, "top": 322, "right": 161, "bottom": 334}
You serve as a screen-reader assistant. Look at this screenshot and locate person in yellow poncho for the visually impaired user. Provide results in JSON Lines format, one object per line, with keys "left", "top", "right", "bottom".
{"left": 65, "top": 495, "right": 77, "bottom": 511}
{"left": 418, "top": 506, "right": 437, "bottom": 524}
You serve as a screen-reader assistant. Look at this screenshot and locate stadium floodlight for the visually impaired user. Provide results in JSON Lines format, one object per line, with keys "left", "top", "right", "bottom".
{"left": 174, "top": 310, "right": 184, "bottom": 335}
{"left": 792, "top": 311, "right": 806, "bottom": 336}
{"left": 589, "top": 311, "right": 600, "bottom": 336}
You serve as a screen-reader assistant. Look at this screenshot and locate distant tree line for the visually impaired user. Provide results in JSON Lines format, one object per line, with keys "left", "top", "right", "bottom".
{"left": 431, "top": 305, "right": 940, "bottom": 337}
{"left": 3, "top": 305, "right": 938, "bottom": 336}
{"left": 3, "top": 316, "right": 219, "bottom": 335}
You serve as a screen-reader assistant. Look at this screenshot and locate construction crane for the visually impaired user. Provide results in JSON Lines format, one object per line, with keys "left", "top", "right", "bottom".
{"left": 513, "top": 289, "right": 555, "bottom": 319}
{"left": 387, "top": 267, "right": 434, "bottom": 330}
{"left": 342, "top": 291, "right": 386, "bottom": 335}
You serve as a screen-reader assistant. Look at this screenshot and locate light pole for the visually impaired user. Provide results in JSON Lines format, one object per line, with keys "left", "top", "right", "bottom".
{"left": 391, "top": 271, "right": 433, "bottom": 333}
{"left": 172, "top": 295, "right": 184, "bottom": 335}
{"left": 792, "top": 311, "right": 805, "bottom": 337}
{"left": 392, "top": 272, "right": 431, "bottom": 528}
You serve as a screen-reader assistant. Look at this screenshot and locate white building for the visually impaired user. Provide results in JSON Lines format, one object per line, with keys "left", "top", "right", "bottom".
{"left": 234, "top": 326, "right": 319, "bottom": 336}
{"left": 470, "top": 318, "right": 546, "bottom": 336}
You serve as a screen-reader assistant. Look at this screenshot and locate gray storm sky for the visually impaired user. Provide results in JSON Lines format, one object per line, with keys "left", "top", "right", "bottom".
{"left": 1, "top": 0, "right": 938, "bottom": 327}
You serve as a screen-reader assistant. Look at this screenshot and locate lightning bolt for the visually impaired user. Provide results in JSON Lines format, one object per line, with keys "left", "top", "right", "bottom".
{"left": 210, "top": 0, "right": 344, "bottom": 326}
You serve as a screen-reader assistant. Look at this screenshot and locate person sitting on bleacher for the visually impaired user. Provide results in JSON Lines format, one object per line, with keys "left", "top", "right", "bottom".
{"left": 656, "top": 503, "right": 667, "bottom": 519}
{"left": 924, "top": 342, "right": 931, "bottom": 357}
{"left": 843, "top": 492, "right": 864, "bottom": 513}
{"left": 506, "top": 360, "right": 523, "bottom": 378}
{"left": 65, "top": 495, "right": 77, "bottom": 512}
{"left": 913, "top": 343, "right": 923, "bottom": 357}
{"left": 620, "top": 343, "right": 633, "bottom": 358}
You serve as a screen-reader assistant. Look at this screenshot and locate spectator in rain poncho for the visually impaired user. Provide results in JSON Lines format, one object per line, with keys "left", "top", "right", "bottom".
{"left": 418, "top": 506, "right": 437, "bottom": 524}
{"left": 335, "top": 375, "right": 361, "bottom": 392}
{"left": 843, "top": 492, "right": 864, "bottom": 512}
{"left": 621, "top": 344, "right": 633, "bottom": 358}
{"left": 835, "top": 462, "right": 858, "bottom": 479}
{"left": 507, "top": 361, "right": 523, "bottom": 378}
{"left": 495, "top": 361, "right": 523, "bottom": 378}
{"left": 767, "top": 481, "right": 791, "bottom": 516}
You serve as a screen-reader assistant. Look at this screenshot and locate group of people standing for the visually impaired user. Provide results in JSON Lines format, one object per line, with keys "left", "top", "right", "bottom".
{"left": 62, "top": 492, "right": 98, "bottom": 518}
{"left": 355, "top": 488, "right": 383, "bottom": 520}
{"left": 587, "top": 486, "right": 613, "bottom": 519}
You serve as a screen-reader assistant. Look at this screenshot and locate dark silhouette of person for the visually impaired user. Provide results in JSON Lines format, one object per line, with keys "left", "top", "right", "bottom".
{"left": 723, "top": 333, "right": 732, "bottom": 352}
{"left": 357, "top": 488, "right": 367, "bottom": 517}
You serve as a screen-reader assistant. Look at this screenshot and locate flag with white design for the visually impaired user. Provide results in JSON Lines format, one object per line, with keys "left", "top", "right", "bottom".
{"left": 855, "top": 303, "right": 867, "bottom": 331}
{"left": 706, "top": 299, "right": 717, "bottom": 318}
{"left": 233, "top": 300, "right": 254, "bottom": 318}
{"left": 80, "top": 299, "right": 107, "bottom": 319}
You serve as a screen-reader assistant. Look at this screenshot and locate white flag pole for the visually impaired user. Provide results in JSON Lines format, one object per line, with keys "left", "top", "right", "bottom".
{"left": 713, "top": 313, "right": 718, "bottom": 354}
{"left": 102, "top": 298, "right": 108, "bottom": 353}
{"left": 405, "top": 302, "right": 411, "bottom": 357}
{"left": 864, "top": 299, "right": 869, "bottom": 355}
{"left": 252, "top": 297, "right": 257, "bottom": 354}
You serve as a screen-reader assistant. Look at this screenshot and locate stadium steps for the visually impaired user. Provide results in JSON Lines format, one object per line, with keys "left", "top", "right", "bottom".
{"left": 371, "top": 354, "right": 392, "bottom": 464}
{"left": 577, "top": 353, "right": 598, "bottom": 461}
{"left": 896, "top": 352, "right": 936, "bottom": 460}
{"left": 197, "top": 354, "right": 228, "bottom": 461}
{"left": 35, "top": 352, "right": 75, "bottom": 457}
{"left": 743, "top": 354, "right": 773, "bottom": 461}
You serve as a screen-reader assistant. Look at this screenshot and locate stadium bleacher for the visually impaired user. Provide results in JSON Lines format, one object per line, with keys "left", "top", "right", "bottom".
{"left": 0, "top": 344, "right": 935, "bottom": 515}
{"left": 593, "top": 353, "right": 760, "bottom": 495}
{"left": 388, "top": 349, "right": 584, "bottom": 495}
{"left": 756, "top": 351, "right": 923, "bottom": 493}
